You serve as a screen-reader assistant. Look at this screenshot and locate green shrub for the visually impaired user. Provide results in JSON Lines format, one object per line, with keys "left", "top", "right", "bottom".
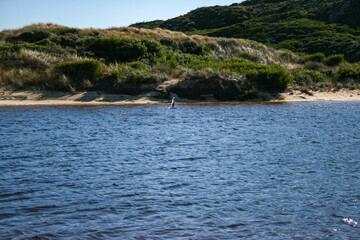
{"left": 50, "top": 33, "right": 80, "bottom": 48}
{"left": 117, "top": 64, "right": 161, "bottom": 84}
{"left": 36, "top": 38, "right": 56, "bottom": 47}
{"left": 54, "top": 59, "right": 103, "bottom": 88}
{"left": 129, "top": 61, "right": 147, "bottom": 70}
{"left": 160, "top": 38, "right": 178, "bottom": 50}
{"left": 336, "top": 64, "right": 360, "bottom": 82}
{"left": 325, "top": 54, "right": 345, "bottom": 66}
{"left": 50, "top": 27, "right": 80, "bottom": 35}
{"left": 88, "top": 37, "right": 150, "bottom": 63}
{"left": 6, "top": 29, "right": 52, "bottom": 43}
{"left": 292, "top": 70, "right": 328, "bottom": 85}
{"left": 0, "top": 44, "right": 23, "bottom": 54}
{"left": 246, "top": 66, "right": 292, "bottom": 91}
{"left": 140, "top": 39, "right": 165, "bottom": 64}
{"left": 86, "top": 30, "right": 100, "bottom": 37}
{"left": 178, "top": 40, "right": 209, "bottom": 55}
{"left": 305, "top": 53, "right": 326, "bottom": 63}
{"left": 336, "top": 83, "right": 343, "bottom": 89}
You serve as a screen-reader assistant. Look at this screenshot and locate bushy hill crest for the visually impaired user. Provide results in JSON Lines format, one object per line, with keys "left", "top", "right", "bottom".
{"left": 131, "top": 0, "right": 360, "bottom": 62}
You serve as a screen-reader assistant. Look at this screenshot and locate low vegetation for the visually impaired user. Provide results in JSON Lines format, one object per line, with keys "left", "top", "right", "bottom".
{"left": 132, "top": 0, "right": 360, "bottom": 62}
{"left": 0, "top": 23, "right": 358, "bottom": 100}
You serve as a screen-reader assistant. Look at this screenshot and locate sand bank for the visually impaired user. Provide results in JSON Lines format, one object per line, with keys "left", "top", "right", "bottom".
{"left": 1, "top": 88, "right": 360, "bottom": 107}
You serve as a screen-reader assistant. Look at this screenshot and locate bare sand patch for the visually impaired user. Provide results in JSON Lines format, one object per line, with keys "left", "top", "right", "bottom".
{"left": 1, "top": 88, "right": 360, "bottom": 107}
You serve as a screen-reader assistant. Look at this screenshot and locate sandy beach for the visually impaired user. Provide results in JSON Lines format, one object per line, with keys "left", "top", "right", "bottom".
{"left": 1, "top": 88, "right": 360, "bottom": 106}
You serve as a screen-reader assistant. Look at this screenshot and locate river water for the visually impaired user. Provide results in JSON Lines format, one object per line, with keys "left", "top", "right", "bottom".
{"left": 0, "top": 102, "right": 359, "bottom": 239}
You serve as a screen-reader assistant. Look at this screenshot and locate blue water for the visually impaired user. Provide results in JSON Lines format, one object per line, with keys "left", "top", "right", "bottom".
{"left": 0, "top": 102, "right": 360, "bottom": 239}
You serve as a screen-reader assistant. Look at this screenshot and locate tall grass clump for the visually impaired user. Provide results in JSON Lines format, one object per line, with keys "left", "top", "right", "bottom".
{"left": 246, "top": 66, "right": 292, "bottom": 91}
{"left": 117, "top": 62, "right": 166, "bottom": 84}
{"left": 336, "top": 64, "right": 360, "bottom": 82}
{"left": 0, "top": 67, "right": 70, "bottom": 90}
{"left": 292, "top": 70, "right": 329, "bottom": 85}
{"left": 54, "top": 59, "right": 102, "bottom": 89}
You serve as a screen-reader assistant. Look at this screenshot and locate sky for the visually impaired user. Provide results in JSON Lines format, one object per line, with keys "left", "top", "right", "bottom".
{"left": 0, "top": 0, "right": 244, "bottom": 31}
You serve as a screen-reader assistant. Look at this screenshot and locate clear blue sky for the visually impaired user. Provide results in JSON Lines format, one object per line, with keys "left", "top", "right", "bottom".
{"left": 0, "top": 0, "right": 244, "bottom": 31}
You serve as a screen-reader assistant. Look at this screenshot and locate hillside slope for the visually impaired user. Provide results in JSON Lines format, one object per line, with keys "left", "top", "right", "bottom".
{"left": 131, "top": 0, "right": 360, "bottom": 62}
{"left": 1, "top": 24, "right": 360, "bottom": 102}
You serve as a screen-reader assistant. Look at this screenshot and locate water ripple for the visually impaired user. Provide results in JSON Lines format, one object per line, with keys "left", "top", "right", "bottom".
{"left": 0, "top": 103, "right": 360, "bottom": 239}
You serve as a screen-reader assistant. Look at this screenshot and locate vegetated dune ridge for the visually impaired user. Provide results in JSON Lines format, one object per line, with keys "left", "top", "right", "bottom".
{"left": 131, "top": 0, "right": 360, "bottom": 62}
{"left": 1, "top": 23, "right": 360, "bottom": 104}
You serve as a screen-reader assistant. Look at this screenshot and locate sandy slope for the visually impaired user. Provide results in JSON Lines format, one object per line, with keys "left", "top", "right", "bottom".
{"left": 281, "top": 89, "right": 360, "bottom": 102}
{"left": 1, "top": 88, "right": 360, "bottom": 106}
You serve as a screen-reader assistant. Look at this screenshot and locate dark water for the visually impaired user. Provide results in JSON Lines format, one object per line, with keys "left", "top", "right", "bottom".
{"left": 1, "top": 102, "right": 360, "bottom": 239}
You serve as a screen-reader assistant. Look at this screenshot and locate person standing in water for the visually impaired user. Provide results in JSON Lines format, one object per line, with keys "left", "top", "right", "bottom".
{"left": 171, "top": 97, "right": 176, "bottom": 108}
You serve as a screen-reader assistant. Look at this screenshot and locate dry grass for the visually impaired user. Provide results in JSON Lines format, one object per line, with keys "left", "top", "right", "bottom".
{"left": 2, "top": 23, "right": 302, "bottom": 71}
{"left": 0, "top": 65, "right": 74, "bottom": 91}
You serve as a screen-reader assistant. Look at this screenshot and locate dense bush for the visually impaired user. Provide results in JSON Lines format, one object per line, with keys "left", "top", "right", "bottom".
{"left": 176, "top": 54, "right": 291, "bottom": 91}
{"left": 117, "top": 63, "right": 161, "bottom": 84}
{"left": 54, "top": 59, "right": 102, "bottom": 88}
{"left": 0, "top": 44, "right": 23, "bottom": 53}
{"left": 292, "top": 70, "right": 329, "bottom": 85}
{"left": 305, "top": 53, "right": 327, "bottom": 63}
{"left": 336, "top": 64, "right": 360, "bottom": 82}
{"left": 178, "top": 40, "right": 209, "bottom": 55}
{"left": 50, "top": 27, "right": 80, "bottom": 35}
{"left": 132, "top": 0, "right": 360, "bottom": 62}
{"left": 325, "top": 54, "right": 345, "bottom": 66}
{"left": 160, "top": 38, "right": 178, "bottom": 50}
{"left": 50, "top": 33, "right": 81, "bottom": 48}
{"left": 3, "top": 24, "right": 357, "bottom": 95}
{"left": 6, "top": 29, "right": 52, "bottom": 43}
{"left": 87, "top": 37, "right": 164, "bottom": 63}
{"left": 246, "top": 66, "right": 292, "bottom": 91}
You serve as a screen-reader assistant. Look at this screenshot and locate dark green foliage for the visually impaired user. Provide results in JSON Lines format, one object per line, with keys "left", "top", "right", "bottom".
{"left": 160, "top": 38, "right": 178, "bottom": 50}
{"left": 117, "top": 63, "right": 161, "bottom": 84}
{"left": 131, "top": 0, "right": 360, "bottom": 62}
{"left": 169, "top": 78, "right": 246, "bottom": 101}
{"left": 129, "top": 61, "right": 147, "bottom": 70}
{"left": 36, "top": 38, "right": 56, "bottom": 47}
{"left": 50, "top": 27, "right": 80, "bottom": 35}
{"left": 6, "top": 29, "right": 52, "bottom": 43}
{"left": 304, "top": 53, "right": 345, "bottom": 66}
{"left": 54, "top": 59, "right": 102, "bottom": 88}
{"left": 176, "top": 54, "right": 291, "bottom": 91}
{"left": 317, "top": 0, "right": 360, "bottom": 28}
{"left": 246, "top": 66, "right": 292, "bottom": 91}
{"left": 336, "top": 64, "right": 360, "bottom": 82}
{"left": 0, "top": 44, "right": 52, "bottom": 54}
{"left": 86, "top": 30, "right": 100, "bottom": 37}
{"left": 132, "top": 5, "right": 250, "bottom": 31}
{"left": 0, "top": 44, "right": 23, "bottom": 53}
{"left": 325, "top": 54, "right": 345, "bottom": 66}
{"left": 292, "top": 70, "right": 329, "bottom": 85}
{"left": 178, "top": 40, "right": 209, "bottom": 55}
{"left": 305, "top": 53, "right": 327, "bottom": 63}
{"left": 50, "top": 33, "right": 81, "bottom": 48}
{"left": 87, "top": 37, "right": 158, "bottom": 63}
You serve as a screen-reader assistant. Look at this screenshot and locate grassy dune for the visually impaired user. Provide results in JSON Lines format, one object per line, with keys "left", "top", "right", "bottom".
{"left": 1, "top": 24, "right": 359, "bottom": 101}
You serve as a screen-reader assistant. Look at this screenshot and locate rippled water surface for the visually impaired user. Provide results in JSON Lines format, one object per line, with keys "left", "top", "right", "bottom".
{"left": 1, "top": 102, "right": 360, "bottom": 239}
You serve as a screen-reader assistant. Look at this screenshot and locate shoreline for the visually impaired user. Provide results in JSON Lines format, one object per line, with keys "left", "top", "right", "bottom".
{"left": 1, "top": 89, "right": 360, "bottom": 107}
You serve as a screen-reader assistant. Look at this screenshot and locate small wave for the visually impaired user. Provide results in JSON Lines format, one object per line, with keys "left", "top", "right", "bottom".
{"left": 342, "top": 218, "right": 358, "bottom": 227}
